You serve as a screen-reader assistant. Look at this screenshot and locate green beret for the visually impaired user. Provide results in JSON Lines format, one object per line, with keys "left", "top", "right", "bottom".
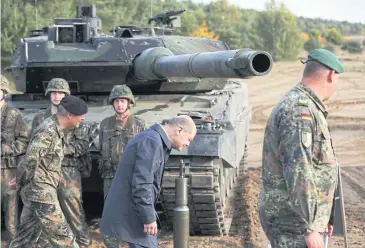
{"left": 306, "top": 48, "right": 345, "bottom": 73}
{"left": 60, "top": 95, "right": 88, "bottom": 115}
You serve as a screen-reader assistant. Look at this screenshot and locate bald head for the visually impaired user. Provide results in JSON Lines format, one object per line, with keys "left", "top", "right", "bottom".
{"left": 164, "top": 115, "right": 197, "bottom": 151}
{"left": 167, "top": 115, "right": 196, "bottom": 134}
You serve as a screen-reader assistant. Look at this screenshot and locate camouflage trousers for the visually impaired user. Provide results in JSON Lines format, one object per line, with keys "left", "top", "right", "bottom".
{"left": 103, "top": 178, "right": 116, "bottom": 247}
{"left": 265, "top": 233, "right": 307, "bottom": 248}
{"left": 260, "top": 221, "right": 307, "bottom": 248}
{"left": 103, "top": 177, "right": 114, "bottom": 200}
{"left": 1, "top": 168, "right": 19, "bottom": 240}
{"left": 58, "top": 167, "right": 90, "bottom": 247}
{"left": 9, "top": 199, "right": 79, "bottom": 248}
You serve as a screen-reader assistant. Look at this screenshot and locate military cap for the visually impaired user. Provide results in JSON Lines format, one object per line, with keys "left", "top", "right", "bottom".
{"left": 60, "top": 95, "right": 88, "bottom": 115}
{"left": 304, "top": 48, "right": 345, "bottom": 73}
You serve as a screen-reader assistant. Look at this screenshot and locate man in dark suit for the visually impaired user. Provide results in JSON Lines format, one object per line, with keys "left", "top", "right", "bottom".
{"left": 100, "top": 115, "right": 196, "bottom": 248}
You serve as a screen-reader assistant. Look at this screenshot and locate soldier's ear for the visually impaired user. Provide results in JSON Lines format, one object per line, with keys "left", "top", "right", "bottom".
{"left": 327, "top": 70, "right": 336, "bottom": 84}
{"left": 67, "top": 112, "right": 74, "bottom": 120}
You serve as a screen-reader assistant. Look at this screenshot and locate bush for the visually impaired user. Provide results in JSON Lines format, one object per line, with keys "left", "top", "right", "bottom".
{"left": 326, "top": 27, "right": 344, "bottom": 45}
{"left": 341, "top": 40, "right": 363, "bottom": 53}
{"left": 323, "top": 44, "right": 336, "bottom": 53}
{"left": 304, "top": 37, "right": 321, "bottom": 52}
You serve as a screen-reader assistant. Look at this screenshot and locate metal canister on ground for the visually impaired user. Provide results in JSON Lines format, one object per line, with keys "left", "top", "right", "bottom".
{"left": 173, "top": 159, "right": 189, "bottom": 248}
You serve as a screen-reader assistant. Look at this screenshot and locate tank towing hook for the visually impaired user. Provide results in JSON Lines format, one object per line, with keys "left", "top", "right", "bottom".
{"left": 173, "top": 159, "right": 189, "bottom": 248}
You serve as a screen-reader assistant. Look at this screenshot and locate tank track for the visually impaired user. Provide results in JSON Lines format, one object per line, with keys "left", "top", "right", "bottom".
{"left": 159, "top": 144, "right": 248, "bottom": 235}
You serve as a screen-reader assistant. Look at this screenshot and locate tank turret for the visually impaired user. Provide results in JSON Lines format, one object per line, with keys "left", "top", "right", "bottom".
{"left": 6, "top": 5, "right": 273, "bottom": 237}
{"left": 6, "top": 5, "right": 272, "bottom": 95}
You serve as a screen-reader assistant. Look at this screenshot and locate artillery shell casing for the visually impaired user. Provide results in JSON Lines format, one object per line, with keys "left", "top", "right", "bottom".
{"left": 173, "top": 206, "right": 189, "bottom": 248}
{"left": 173, "top": 177, "right": 189, "bottom": 248}
{"left": 175, "top": 177, "right": 188, "bottom": 205}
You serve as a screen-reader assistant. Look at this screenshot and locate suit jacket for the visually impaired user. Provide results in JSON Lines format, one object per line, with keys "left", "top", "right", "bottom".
{"left": 100, "top": 124, "right": 171, "bottom": 247}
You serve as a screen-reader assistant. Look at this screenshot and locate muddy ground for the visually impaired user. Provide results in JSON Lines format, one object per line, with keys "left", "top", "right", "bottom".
{"left": 2, "top": 50, "right": 364, "bottom": 247}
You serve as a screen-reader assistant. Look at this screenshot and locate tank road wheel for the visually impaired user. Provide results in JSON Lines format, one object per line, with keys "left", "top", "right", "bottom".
{"left": 159, "top": 148, "right": 249, "bottom": 236}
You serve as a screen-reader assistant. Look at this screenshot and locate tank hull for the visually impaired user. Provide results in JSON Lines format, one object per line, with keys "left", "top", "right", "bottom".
{"left": 10, "top": 80, "right": 250, "bottom": 235}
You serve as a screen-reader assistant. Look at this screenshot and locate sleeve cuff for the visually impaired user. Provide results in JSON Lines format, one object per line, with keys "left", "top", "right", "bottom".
{"left": 306, "top": 222, "right": 325, "bottom": 233}
{"left": 140, "top": 214, "right": 156, "bottom": 225}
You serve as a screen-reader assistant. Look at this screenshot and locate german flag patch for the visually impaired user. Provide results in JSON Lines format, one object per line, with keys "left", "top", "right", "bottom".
{"left": 301, "top": 113, "right": 312, "bottom": 121}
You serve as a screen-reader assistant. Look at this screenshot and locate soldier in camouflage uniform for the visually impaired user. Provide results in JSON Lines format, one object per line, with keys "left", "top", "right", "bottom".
{"left": 98, "top": 85, "right": 147, "bottom": 247}
{"left": 10, "top": 95, "right": 88, "bottom": 248}
{"left": 0, "top": 75, "right": 30, "bottom": 241}
{"left": 31, "top": 78, "right": 71, "bottom": 136}
{"left": 258, "top": 49, "right": 344, "bottom": 248}
{"left": 30, "top": 78, "right": 91, "bottom": 247}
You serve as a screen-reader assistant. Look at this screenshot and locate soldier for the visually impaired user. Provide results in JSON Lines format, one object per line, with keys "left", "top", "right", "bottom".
{"left": 258, "top": 49, "right": 344, "bottom": 248}
{"left": 98, "top": 85, "right": 147, "bottom": 247}
{"left": 30, "top": 78, "right": 91, "bottom": 247}
{"left": 31, "top": 78, "right": 71, "bottom": 136}
{"left": 10, "top": 95, "right": 88, "bottom": 248}
{"left": 0, "top": 75, "right": 30, "bottom": 241}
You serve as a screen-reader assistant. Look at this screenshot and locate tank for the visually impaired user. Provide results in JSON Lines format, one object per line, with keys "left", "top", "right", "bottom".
{"left": 5, "top": 5, "right": 273, "bottom": 235}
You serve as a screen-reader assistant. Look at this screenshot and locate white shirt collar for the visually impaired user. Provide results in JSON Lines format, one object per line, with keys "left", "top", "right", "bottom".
{"left": 158, "top": 124, "right": 169, "bottom": 138}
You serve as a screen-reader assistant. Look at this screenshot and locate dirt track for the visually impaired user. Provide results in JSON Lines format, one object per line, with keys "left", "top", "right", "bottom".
{"left": 1, "top": 51, "right": 364, "bottom": 247}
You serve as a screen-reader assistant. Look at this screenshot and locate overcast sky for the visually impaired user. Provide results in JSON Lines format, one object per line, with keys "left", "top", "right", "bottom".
{"left": 193, "top": 0, "right": 365, "bottom": 24}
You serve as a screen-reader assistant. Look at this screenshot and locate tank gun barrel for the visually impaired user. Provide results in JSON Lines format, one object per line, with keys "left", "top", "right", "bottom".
{"left": 133, "top": 47, "right": 273, "bottom": 81}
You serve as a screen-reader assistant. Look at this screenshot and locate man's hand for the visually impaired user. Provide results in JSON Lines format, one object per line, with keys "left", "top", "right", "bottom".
{"left": 8, "top": 177, "right": 17, "bottom": 190}
{"left": 305, "top": 232, "right": 325, "bottom": 248}
{"left": 324, "top": 224, "right": 334, "bottom": 237}
{"left": 1, "top": 142, "right": 11, "bottom": 156}
{"left": 144, "top": 221, "right": 158, "bottom": 236}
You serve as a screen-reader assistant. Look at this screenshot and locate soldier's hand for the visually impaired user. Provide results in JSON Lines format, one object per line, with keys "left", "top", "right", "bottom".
{"left": 8, "top": 177, "right": 17, "bottom": 190}
{"left": 304, "top": 232, "right": 325, "bottom": 248}
{"left": 144, "top": 221, "right": 158, "bottom": 236}
{"left": 324, "top": 224, "right": 334, "bottom": 237}
{"left": 1, "top": 143, "right": 11, "bottom": 156}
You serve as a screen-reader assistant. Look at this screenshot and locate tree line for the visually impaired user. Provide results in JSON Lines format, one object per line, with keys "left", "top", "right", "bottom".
{"left": 1, "top": 0, "right": 365, "bottom": 66}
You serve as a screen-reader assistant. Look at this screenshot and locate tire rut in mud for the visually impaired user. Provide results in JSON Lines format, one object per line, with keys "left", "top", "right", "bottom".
{"left": 228, "top": 167, "right": 265, "bottom": 248}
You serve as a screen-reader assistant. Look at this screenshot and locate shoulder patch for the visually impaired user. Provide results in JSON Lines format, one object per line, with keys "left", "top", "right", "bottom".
{"left": 301, "top": 131, "right": 312, "bottom": 148}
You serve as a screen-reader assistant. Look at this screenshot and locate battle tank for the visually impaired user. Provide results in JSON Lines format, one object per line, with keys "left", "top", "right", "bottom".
{"left": 6, "top": 5, "right": 273, "bottom": 235}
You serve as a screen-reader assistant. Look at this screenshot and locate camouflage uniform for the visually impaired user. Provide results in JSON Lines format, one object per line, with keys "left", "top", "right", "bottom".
{"left": 98, "top": 85, "right": 147, "bottom": 247}
{"left": 258, "top": 82, "right": 338, "bottom": 248}
{"left": 30, "top": 78, "right": 91, "bottom": 247}
{"left": 1, "top": 75, "right": 30, "bottom": 240}
{"left": 10, "top": 115, "right": 79, "bottom": 248}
